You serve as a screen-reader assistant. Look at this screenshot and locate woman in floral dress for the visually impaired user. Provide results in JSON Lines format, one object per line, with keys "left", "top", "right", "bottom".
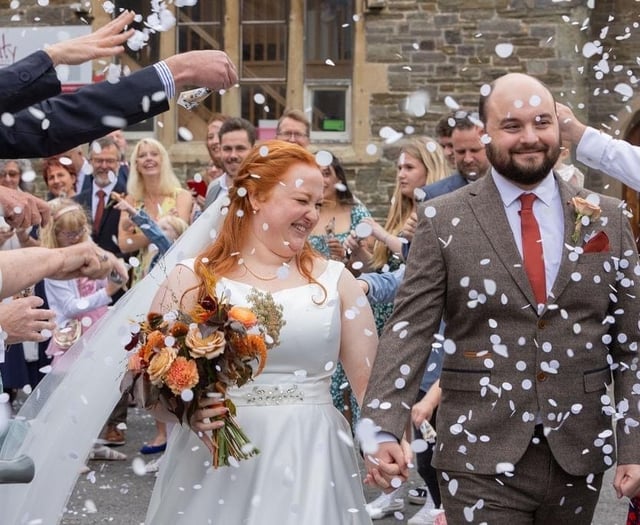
{"left": 308, "top": 154, "right": 370, "bottom": 430}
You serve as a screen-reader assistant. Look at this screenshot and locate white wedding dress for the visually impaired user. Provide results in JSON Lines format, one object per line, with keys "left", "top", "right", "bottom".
{"left": 145, "top": 261, "right": 371, "bottom": 525}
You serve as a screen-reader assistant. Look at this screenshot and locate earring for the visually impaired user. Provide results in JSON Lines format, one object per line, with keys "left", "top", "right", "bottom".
{"left": 252, "top": 208, "right": 258, "bottom": 214}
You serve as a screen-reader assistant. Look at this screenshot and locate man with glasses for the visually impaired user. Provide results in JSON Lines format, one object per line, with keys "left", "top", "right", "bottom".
{"left": 74, "top": 136, "right": 130, "bottom": 447}
{"left": 74, "top": 137, "right": 125, "bottom": 264}
{"left": 276, "top": 109, "right": 311, "bottom": 148}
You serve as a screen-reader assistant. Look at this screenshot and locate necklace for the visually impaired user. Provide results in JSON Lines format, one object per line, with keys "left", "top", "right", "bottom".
{"left": 242, "top": 262, "right": 279, "bottom": 281}
{"left": 241, "top": 255, "right": 295, "bottom": 282}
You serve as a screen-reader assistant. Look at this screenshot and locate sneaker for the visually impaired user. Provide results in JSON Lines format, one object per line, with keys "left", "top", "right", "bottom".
{"left": 408, "top": 485, "right": 428, "bottom": 505}
{"left": 407, "top": 506, "right": 444, "bottom": 525}
{"left": 89, "top": 445, "right": 127, "bottom": 461}
{"left": 97, "top": 425, "right": 126, "bottom": 446}
{"left": 144, "top": 454, "right": 163, "bottom": 474}
{"left": 365, "top": 488, "right": 405, "bottom": 520}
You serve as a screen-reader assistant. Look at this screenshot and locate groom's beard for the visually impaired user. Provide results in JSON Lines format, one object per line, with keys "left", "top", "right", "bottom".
{"left": 487, "top": 141, "right": 560, "bottom": 186}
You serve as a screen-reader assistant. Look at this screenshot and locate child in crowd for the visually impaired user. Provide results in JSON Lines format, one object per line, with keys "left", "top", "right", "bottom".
{"left": 40, "top": 198, "right": 126, "bottom": 462}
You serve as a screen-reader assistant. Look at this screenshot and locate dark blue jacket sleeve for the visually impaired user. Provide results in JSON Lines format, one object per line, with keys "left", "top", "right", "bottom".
{"left": 0, "top": 61, "right": 170, "bottom": 158}
{"left": 0, "top": 51, "right": 61, "bottom": 115}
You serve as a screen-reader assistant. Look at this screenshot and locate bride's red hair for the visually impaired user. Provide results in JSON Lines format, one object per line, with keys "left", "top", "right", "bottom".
{"left": 194, "top": 140, "right": 324, "bottom": 300}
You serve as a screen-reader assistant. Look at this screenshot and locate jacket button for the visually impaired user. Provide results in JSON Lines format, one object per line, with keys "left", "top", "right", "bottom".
{"left": 19, "top": 71, "right": 31, "bottom": 82}
{"left": 536, "top": 372, "right": 547, "bottom": 382}
{"left": 537, "top": 319, "right": 546, "bottom": 329}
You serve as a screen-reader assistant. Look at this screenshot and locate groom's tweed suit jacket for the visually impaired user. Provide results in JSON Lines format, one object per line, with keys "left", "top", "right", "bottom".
{"left": 362, "top": 173, "right": 640, "bottom": 477}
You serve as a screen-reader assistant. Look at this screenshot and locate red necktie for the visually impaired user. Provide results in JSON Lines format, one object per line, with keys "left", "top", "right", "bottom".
{"left": 519, "top": 193, "right": 546, "bottom": 305}
{"left": 94, "top": 189, "right": 106, "bottom": 234}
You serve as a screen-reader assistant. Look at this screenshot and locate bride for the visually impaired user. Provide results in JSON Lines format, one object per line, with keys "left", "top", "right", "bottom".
{"left": 0, "top": 140, "right": 378, "bottom": 525}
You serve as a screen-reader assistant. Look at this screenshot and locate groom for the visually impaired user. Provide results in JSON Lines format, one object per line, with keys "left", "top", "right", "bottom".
{"left": 361, "top": 72, "right": 640, "bottom": 524}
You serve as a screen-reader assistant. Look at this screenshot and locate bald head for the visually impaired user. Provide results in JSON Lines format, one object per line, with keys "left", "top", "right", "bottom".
{"left": 480, "top": 73, "right": 561, "bottom": 188}
{"left": 479, "top": 73, "right": 555, "bottom": 126}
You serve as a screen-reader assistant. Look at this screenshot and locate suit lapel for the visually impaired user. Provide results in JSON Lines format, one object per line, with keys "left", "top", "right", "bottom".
{"left": 467, "top": 176, "right": 537, "bottom": 306}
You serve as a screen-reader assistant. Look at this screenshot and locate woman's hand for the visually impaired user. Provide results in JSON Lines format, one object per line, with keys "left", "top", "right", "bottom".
{"left": 327, "top": 237, "right": 346, "bottom": 261}
{"left": 401, "top": 212, "right": 418, "bottom": 242}
{"left": 190, "top": 395, "right": 229, "bottom": 456}
{"left": 190, "top": 395, "right": 228, "bottom": 433}
{"left": 411, "top": 397, "right": 435, "bottom": 429}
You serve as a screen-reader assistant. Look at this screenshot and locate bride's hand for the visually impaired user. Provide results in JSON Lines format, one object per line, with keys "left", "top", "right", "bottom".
{"left": 190, "top": 396, "right": 228, "bottom": 433}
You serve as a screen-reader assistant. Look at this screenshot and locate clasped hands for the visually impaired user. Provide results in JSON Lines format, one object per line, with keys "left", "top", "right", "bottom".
{"left": 363, "top": 439, "right": 413, "bottom": 492}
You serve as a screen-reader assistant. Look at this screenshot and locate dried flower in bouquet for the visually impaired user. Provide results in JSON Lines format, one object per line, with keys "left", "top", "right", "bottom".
{"left": 126, "top": 284, "right": 285, "bottom": 467}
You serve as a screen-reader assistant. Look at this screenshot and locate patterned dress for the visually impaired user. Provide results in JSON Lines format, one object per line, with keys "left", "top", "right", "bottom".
{"left": 308, "top": 201, "right": 370, "bottom": 429}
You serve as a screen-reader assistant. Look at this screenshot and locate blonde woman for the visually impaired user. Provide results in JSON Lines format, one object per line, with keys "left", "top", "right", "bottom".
{"left": 117, "top": 138, "right": 193, "bottom": 282}
{"left": 117, "top": 138, "right": 192, "bottom": 455}
{"left": 345, "top": 136, "right": 449, "bottom": 334}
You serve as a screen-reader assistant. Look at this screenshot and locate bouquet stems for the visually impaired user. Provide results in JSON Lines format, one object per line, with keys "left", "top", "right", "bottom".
{"left": 211, "top": 413, "right": 259, "bottom": 468}
{"left": 205, "top": 393, "right": 259, "bottom": 468}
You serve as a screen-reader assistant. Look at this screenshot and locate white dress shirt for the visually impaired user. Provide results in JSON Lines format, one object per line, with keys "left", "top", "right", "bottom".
{"left": 492, "top": 169, "right": 564, "bottom": 300}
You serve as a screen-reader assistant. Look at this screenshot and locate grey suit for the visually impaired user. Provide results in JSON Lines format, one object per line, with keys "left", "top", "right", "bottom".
{"left": 362, "top": 173, "right": 640, "bottom": 479}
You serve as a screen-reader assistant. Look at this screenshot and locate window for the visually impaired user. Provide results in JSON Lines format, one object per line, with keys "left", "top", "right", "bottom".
{"left": 239, "top": 1, "right": 288, "bottom": 125}
{"left": 305, "top": 0, "right": 353, "bottom": 141}
{"left": 176, "top": 2, "right": 224, "bottom": 140}
{"left": 304, "top": 84, "right": 351, "bottom": 141}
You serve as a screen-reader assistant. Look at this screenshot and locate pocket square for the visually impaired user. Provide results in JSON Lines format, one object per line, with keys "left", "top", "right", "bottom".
{"left": 583, "top": 231, "right": 610, "bottom": 253}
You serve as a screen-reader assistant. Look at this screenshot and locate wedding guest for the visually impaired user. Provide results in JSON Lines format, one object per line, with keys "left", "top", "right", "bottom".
{"left": 308, "top": 154, "right": 371, "bottom": 430}
{"left": 345, "top": 137, "right": 449, "bottom": 333}
{"left": 203, "top": 118, "right": 256, "bottom": 209}
{"left": 42, "top": 157, "right": 77, "bottom": 199}
{"left": 117, "top": 137, "right": 192, "bottom": 451}
{"left": 275, "top": 108, "right": 311, "bottom": 148}
{"left": 40, "top": 198, "right": 127, "bottom": 462}
{"left": 144, "top": 140, "right": 377, "bottom": 524}
{"left": 118, "top": 138, "right": 193, "bottom": 282}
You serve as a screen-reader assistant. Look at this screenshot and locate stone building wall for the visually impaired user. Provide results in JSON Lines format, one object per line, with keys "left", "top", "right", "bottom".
{"left": 356, "top": 0, "right": 640, "bottom": 217}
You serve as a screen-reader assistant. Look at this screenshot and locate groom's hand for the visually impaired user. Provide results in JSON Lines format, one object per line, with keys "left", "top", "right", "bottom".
{"left": 363, "top": 441, "right": 410, "bottom": 491}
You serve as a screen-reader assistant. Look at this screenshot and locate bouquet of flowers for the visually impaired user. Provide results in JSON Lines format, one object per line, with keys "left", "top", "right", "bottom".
{"left": 126, "top": 286, "right": 285, "bottom": 468}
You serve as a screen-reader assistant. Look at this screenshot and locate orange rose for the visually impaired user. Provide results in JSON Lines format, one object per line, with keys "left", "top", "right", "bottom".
{"left": 164, "top": 356, "right": 199, "bottom": 395}
{"left": 185, "top": 325, "right": 226, "bottom": 359}
{"left": 571, "top": 196, "right": 602, "bottom": 244}
{"left": 228, "top": 306, "right": 258, "bottom": 328}
{"left": 148, "top": 347, "right": 177, "bottom": 385}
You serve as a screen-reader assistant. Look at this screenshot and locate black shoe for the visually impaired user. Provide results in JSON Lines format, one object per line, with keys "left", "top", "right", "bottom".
{"left": 408, "top": 485, "right": 428, "bottom": 505}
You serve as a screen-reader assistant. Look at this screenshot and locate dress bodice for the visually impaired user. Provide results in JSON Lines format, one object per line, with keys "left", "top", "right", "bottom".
{"left": 217, "top": 261, "right": 343, "bottom": 388}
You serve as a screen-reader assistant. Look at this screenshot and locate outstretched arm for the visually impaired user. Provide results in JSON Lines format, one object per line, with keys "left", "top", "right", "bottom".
{"left": 0, "top": 242, "right": 126, "bottom": 300}
{"left": 557, "top": 102, "right": 640, "bottom": 192}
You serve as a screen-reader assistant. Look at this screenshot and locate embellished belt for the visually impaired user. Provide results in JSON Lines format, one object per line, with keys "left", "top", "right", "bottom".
{"left": 229, "top": 383, "right": 332, "bottom": 406}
